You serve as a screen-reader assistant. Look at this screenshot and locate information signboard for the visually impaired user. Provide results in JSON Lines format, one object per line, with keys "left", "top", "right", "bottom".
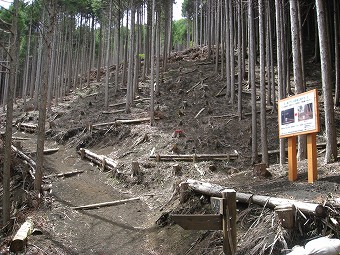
{"left": 278, "top": 89, "right": 320, "bottom": 138}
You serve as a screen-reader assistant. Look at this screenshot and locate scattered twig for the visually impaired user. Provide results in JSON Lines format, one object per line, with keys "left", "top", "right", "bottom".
{"left": 72, "top": 197, "right": 140, "bottom": 210}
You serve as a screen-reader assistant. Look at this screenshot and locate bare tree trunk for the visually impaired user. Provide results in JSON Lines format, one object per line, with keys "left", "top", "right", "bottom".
{"left": 229, "top": 0, "right": 235, "bottom": 104}
{"left": 23, "top": 18, "right": 32, "bottom": 110}
{"left": 225, "top": 0, "right": 230, "bottom": 99}
{"left": 259, "top": 0, "right": 268, "bottom": 166}
{"left": 275, "top": 0, "right": 286, "bottom": 165}
{"left": 96, "top": 24, "right": 103, "bottom": 83}
{"left": 237, "top": 0, "right": 243, "bottom": 120}
{"left": 249, "top": 0, "right": 258, "bottom": 164}
{"left": 290, "top": 0, "right": 307, "bottom": 161}
{"left": 35, "top": 0, "right": 55, "bottom": 192}
{"left": 316, "top": 0, "right": 338, "bottom": 163}
{"left": 155, "top": 11, "right": 161, "bottom": 96}
{"left": 3, "top": 0, "right": 19, "bottom": 226}
{"left": 334, "top": 0, "right": 340, "bottom": 107}
{"left": 150, "top": 0, "right": 156, "bottom": 126}
{"left": 126, "top": 2, "right": 136, "bottom": 113}
{"left": 104, "top": 0, "right": 113, "bottom": 111}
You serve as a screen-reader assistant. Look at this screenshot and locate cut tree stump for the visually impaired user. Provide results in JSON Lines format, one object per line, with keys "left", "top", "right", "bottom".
{"left": 10, "top": 218, "right": 34, "bottom": 252}
{"left": 179, "top": 182, "right": 190, "bottom": 204}
{"left": 173, "top": 164, "right": 182, "bottom": 176}
{"left": 131, "top": 161, "right": 141, "bottom": 177}
{"left": 184, "top": 179, "right": 324, "bottom": 216}
{"left": 275, "top": 204, "right": 296, "bottom": 229}
{"left": 72, "top": 197, "right": 140, "bottom": 210}
{"left": 150, "top": 153, "right": 238, "bottom": 162}
{"left": 253, "top": 163, "right": 272, "bottom": 178}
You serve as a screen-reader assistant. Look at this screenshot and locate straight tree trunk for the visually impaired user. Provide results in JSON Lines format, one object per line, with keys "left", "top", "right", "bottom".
{"left": 126, "top": 2, "right": 136, "bottom": 113}
{"left": 3, "top": 0, "right": 19, "bottom": 226}
{"left": 259, "top": 0, "right": 268, "bottom": 166}
{"left": 96, "top": 24, "right": 103, "bottom": 82}
{"left": 229, "top": 0, "right": 235, "bottom": 104}
{"left": 22, "top": 18, "right": 32, "bottom": 110}
{"left": 237, "top": 0, "right": 243, "bottom": 120}
{"left": 35, "top": 0, "right": 55, "bottom": 191}
{"left": 104, "top": 0, "right": 113, "bottom": 110}
{"left": 290, "top": 0, "right": 307, "bottom": 161}
{"left": 316, "top": 0, "right": 338, "bottom": 163}
{"left": 249, "top": 0, "right": 258, "bottom": 164}
{"left": 150, "top": 0, "right": 156, "bottom": 126}
{"left": 334, "top": 0, "right": 340, "bottom": 107}
{"left": 275, "top": 0, "right": 286, "bottom": 165}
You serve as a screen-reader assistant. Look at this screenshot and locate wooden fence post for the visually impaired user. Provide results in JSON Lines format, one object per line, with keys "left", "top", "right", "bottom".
{"left": 222, "top": 189, "right": 237, "bottom": 255}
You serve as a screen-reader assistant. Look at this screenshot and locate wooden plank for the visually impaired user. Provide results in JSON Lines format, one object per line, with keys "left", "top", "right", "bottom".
{"left": 222, "top": 189, "right": 237, "bottom": 255}
{"left": 171, "top": 214, "right": 222, "bottom": 230}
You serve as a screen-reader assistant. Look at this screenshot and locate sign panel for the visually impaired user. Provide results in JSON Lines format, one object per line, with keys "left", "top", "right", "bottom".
{"left": 278, "top": 89, "right": 320, "bottom": 138}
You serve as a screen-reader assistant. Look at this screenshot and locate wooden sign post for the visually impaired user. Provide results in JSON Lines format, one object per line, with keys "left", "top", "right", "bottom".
{"left": 278, "top": 89, "right": 320, "bottom": 183}
{"left": 172, "top": 189, "right": 237, "bottom": 255}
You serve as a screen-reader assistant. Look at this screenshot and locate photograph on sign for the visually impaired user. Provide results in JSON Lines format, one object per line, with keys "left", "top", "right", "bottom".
{"left": 278, "top": 89, "right": 319, "bottom": 138}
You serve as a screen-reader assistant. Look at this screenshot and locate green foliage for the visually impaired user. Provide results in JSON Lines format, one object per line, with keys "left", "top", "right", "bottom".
{"left": 138, "top": 53, "right": 145, "bottom": 60}
{"left": 172, "top": 19, "right": 187, "bottom": 47}
{"left": 182, "top": 0, "right": 194, "bottom": 19}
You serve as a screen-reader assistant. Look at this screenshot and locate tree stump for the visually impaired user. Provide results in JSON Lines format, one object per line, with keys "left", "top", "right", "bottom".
{"left": 253, "top": 163, "right": 272, "bottom": 178}
{"left": 173, "top": 164, "right": 182, "bottom": 176}
{"left": 275, "top": 204, "right": 295, "bottom": 229}
{"left": 131, "top": 161, "right": 141, "bottom": 177}
{"left": 179, "top": 182, "right": 190, "bottom": 204}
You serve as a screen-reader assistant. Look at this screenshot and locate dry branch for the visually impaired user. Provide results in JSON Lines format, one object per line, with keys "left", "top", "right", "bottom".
{"left": 11, "top": 145, "right": 36, "bottom": 178}
{"left": 184, "top": 179, "right": 324, "bottom": 216}
{"left": 186, "top": 81, "right": 202, "bottom": 94}
{"left": 102, "top": 109, "right": 125, "bottom": 114}
{"left": 43, "top": 170, "right": 84, "bottom": 179}
{"left": 150, "top": 153, "right": 238, "bottom": 162}
{"left": 72, "top": 197, "right": 140, "bottom": 210}
{"left": 194, "top": 108, "right": 206, "bottom": 119}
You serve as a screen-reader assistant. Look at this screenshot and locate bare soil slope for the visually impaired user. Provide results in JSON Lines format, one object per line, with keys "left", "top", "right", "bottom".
{"left": 0, "top": 47, "right": 339, "bottom": 255}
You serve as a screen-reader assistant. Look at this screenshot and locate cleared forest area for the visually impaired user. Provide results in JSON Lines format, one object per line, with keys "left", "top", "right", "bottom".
{"left": 0, "top": 1, "right": 340, "bottom": 254}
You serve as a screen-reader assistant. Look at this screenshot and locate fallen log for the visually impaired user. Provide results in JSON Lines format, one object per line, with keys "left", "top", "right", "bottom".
{"left": 12, "top": 136, "right": 30, "bottom": 141}
{"left": 11, "top": 145, "right": 36, "bottom": 178}
{"left": 29, "top": 148, "right": 60, "bottom": 155}
{"left": 109, "top": 98, "right": 150, "bottom": 108}
{"left": 10, "top": 218, "right": 34, "bottom": 252}
{"left": 150, "top": 153, "right": 238, "bottom": 162}
{"left": 17, "top": 123, "right": 37, "bottom": 133}
{"left": 43, "top": 170, "right": 84, "bottom": 179}
{"left": 92, "top": 117, "right": 156, "bottom": 129}
{"left": 102, "top": 109, "right": 125, "bottom": 114}
{"left": 72, "top": 197, "right": 140, "bottom": 210}
{"left": 78, "top": 148, "right": 117, "bottom": 172}
{"left": 184, "top": 179, "right": 324, "bottom": 216}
